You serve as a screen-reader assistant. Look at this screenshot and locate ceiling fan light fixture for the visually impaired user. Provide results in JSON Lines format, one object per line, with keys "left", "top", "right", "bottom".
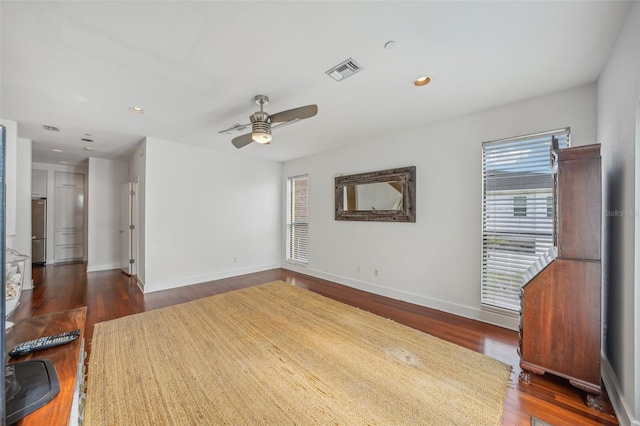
{"left": 252, "top": 131, "right": 272, "bottom": 144}
{"left": 251, "top": 107, "right": 272, "bottom": 143}
{"left": 226, "top": 94, "right": 318, "bottom": 149}
{"left": 252, "top": 124, "right": 272, "bottom": 143}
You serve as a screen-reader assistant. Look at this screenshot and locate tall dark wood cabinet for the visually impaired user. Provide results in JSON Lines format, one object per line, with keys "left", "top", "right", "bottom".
{"left": 519, "top": 144, "right": 602, "bottom": 409}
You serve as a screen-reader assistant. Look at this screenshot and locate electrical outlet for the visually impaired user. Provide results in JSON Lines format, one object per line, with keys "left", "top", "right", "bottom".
{"left": 374, "top": 269, "right": 379, "bottom": 277}
{"left": 356, "top": 266, "right": 360, "bottom": 273}
{"left": 233, "top": 257, "right": 238, "bottom": 263}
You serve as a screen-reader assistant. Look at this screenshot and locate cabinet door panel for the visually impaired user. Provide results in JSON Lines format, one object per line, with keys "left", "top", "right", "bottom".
{"left": 557, "top": 155, "right": 601, "bottom": 260}
{"left": 32, "top": 169, "right": 47, "bottom": 198}
{"left": 54, "top": 188, "right": 84, "bottom": 230}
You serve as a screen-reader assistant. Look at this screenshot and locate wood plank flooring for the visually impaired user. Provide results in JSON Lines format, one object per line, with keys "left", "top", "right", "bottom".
{"left": 12, "top": 263, "right": 619, "bottom": 426}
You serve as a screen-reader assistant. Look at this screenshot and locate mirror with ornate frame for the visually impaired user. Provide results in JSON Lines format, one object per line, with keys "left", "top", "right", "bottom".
{"left": 335, "top": 166, "right": 416, "bottom": 222}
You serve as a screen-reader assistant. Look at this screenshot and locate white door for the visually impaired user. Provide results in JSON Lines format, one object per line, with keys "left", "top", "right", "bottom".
{"left": 120, "top": 182, "right": 133, "bottom": 275}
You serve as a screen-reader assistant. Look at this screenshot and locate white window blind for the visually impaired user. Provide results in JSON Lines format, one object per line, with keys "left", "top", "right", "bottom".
{"left": 286, "top": 175, "right": 309, "bottom": 264}
{"left": 481, "top": 129, "right": 569, "bottom": 312}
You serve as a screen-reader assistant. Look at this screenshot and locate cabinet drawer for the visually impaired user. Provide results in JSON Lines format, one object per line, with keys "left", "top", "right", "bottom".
{"left": 55, "top": 172, "right": 84, "bottom": 189}
{"left": 55, "top": 231, "right": 84, "bottom": 245}
{"left": 55, "top": 244, "right": 83, "bottom": 261}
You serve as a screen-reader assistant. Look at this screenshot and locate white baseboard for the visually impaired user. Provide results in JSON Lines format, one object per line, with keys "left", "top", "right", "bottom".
{"left": 602, "top": 357, "right": 639, "bottom": 426}
{"left": 143, "top": 263, "right": 281, "bottom": 294}
{"left": 86, "top": 263, "right": 121, "bottom": 273}
{"left": 281, "top": 263, "right": 520, "bottom": 331}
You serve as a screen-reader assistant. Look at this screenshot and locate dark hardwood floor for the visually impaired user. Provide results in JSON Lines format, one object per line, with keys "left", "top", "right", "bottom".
{"left": 12, "top": 263, "right": 618, "bottom": 426}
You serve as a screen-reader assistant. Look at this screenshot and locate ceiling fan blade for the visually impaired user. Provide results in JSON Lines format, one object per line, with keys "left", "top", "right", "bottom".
{"left": 218, "top": 123, "right": 250, "bottom": 134}
{"left": 231, "top": 133, "right": 254, "bottom": 149}
{"left": 269, "top": 104, "right": 317, "bottom": 124}
{"left": 271, "top": 118, "right": 300, "bottom": 132}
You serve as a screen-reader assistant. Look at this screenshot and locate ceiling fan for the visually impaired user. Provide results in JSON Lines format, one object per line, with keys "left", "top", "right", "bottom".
{"left": 219, "top": 95, "right": 318, "bottom": 149}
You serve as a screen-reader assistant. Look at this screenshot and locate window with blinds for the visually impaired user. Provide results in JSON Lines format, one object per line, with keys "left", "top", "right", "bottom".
{"left": 286, "top": 175, "right": 309, "bottom": 264}
{"left": 481, "top": 129, "right": 569, "bottom": 312}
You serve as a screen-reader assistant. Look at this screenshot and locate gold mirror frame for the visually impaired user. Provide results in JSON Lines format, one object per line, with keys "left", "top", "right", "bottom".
{"left": 335, "top": 166, "right": 416, "bottom": 222}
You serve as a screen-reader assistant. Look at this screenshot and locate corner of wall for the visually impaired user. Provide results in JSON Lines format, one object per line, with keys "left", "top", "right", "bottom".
{"left": 603, "top": 356, "right": 639, "bottom": 426}
{"left": 136, "top": 276, "right": 145, "bottom": 293}
{"left": 596, "top": 0, "right": 640, "bottom": 422}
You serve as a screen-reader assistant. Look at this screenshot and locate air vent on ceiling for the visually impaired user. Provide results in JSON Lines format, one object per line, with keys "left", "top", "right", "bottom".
{"left": 325, "top": 58, "right": 362, "bottom": 82}
{"left": 42, "top": 125, "right": 60, "bottom": 132}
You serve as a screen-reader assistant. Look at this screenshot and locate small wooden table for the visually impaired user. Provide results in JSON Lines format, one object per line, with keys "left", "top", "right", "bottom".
{"left": 5, "top": 307, "right": 87, "bottom": 426}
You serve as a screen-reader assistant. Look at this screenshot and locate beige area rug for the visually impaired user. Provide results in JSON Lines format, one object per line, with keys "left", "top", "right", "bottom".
{"left": 85, "top": 281, "right": 511, "bottom": 425}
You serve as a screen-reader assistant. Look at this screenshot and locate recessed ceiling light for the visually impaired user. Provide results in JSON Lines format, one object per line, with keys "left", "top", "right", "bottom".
{"left": 84, "top": 133, "right": 92, "bottom": 137}
{"left": 59, "top": 161, "right": 68, "bottom": 165}
{"left": 83, "top": 147, "right": 94, "bottom": 151}
{"left": 129, "top": 106, "right": 144, "bottom": 114}
{"left": 50, "top": 148, "right": 63, "bottom": 152}
{"left": 413, "top": 76, "right": 431, "bottom": 87}
{"left": 81, "top": 138, "right": 94, "bottom": 142}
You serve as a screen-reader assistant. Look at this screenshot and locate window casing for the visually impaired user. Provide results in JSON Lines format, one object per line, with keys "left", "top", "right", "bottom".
{"left": 286, "top": 175, "right": 309, "bottom": 264}
{"left": 481, "top": 129, "right": 569, "bottom": 312}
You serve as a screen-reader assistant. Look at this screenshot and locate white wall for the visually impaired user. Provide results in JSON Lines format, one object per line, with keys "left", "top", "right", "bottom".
{"left": 0, "top": 119, "right": 17, "bottom": 237}
{"left": 0, "top": 17, "right": 33, "bottom": 299}
{"left": 87, "top": 158, "right": 129, "bottom": 272}
{"left": 32, "top": 162, "right": 88, "bottom": 264}
{"left": 11, "top": 138, "right": 32, "bottom": 290}
{"left": 141, "top": 137, "right": 281, "bottom": 293}
{"left": 0, "top": 118, "right": 32, "bottom": 291}
{"left": 597, "top": 1, "right": 640, "bottom": 424}
{"left": 283, "top": 83, "right": 597, "bottom": 331}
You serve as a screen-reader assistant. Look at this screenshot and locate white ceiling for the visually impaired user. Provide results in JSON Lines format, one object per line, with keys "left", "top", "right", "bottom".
{"left": 0, "top": 1, "right": 632, "bottom": 165}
